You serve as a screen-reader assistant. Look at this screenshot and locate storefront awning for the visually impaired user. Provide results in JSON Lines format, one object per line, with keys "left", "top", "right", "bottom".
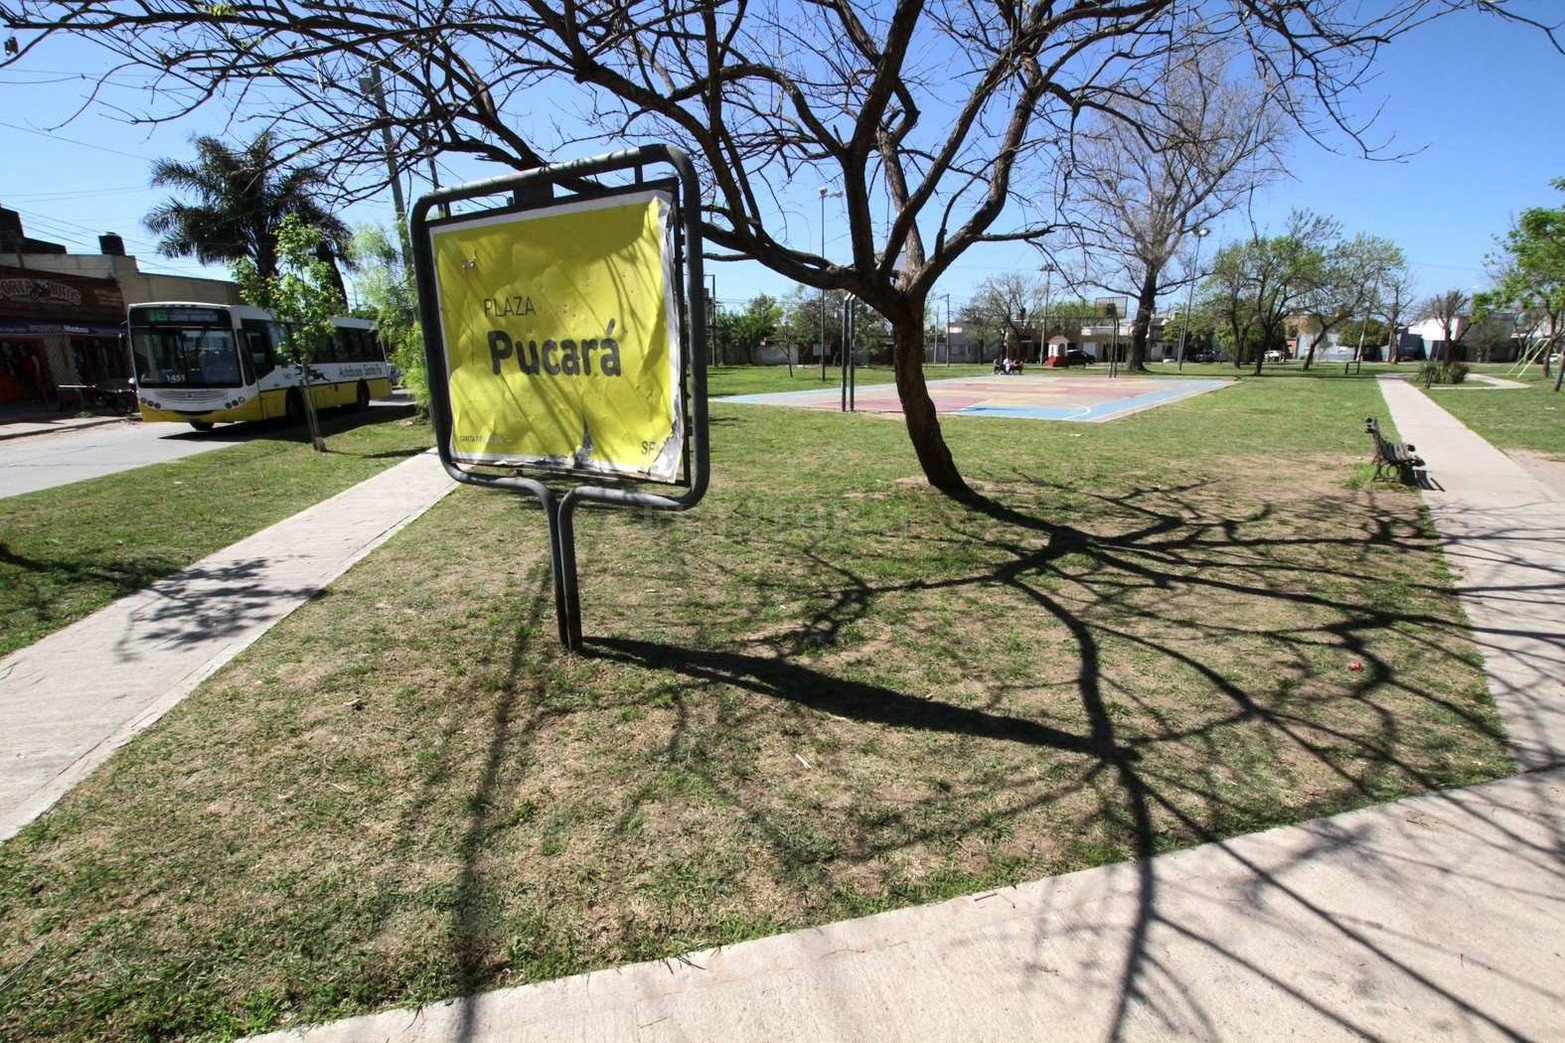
{"left": 0, "top": 321, "right": 125, "bottom": 337}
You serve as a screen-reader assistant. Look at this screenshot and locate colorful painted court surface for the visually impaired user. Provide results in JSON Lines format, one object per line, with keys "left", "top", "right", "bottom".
{"left": 719, "top": 373, "right": 1232, "bottom": 423}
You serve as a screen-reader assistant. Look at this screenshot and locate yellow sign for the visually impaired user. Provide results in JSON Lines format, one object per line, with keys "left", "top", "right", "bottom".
{"left": 429, "top": 189, "right": 683, "bottom": 481}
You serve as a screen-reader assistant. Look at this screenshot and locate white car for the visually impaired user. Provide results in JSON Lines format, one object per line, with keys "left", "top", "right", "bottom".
{"left": 1264, "top": 349, "right": 1287, "bottom": 363}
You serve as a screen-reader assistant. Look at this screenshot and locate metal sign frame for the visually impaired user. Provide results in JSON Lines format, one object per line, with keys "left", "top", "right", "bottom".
{"left": 412, "top": 145, "right": 709, "bottom": 650}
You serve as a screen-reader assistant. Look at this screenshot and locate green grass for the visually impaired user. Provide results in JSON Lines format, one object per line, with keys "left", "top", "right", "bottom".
{"left": 1420, "top": 370, "right": 1565, "bottom": 459}
{"left": 0, "top": 408, "right": 433, "bottom": 659}
{"left": 0, "top": 373, "right": 1509, "bottom": 1041}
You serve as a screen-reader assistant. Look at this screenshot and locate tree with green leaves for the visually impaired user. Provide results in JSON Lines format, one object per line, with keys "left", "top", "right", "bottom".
{"left": 233, "top": 216, "right": 348, "bottom": 452}
{"left": 1418, "top": 289, "right": 1472, "bottom": 363}
{"left": 714, "top": 295, "right": 785, "bottom": 366}
{"left": 1296, "top": 235, "right": 1407, "bottom": 369}
{"left": 350, "top": 223, "right": 427, "bottom": 413}
{"left": 146, "top": 132, "right": 352, "bottom": 300}
{"left": 1202, "top": 212, "right": 1336, "bottom": 374}
{"left": 1477, "top": 177, "right": 1565, "bottom": 391}
{"left": 1337, "top": 317, "right": 1388, "bottom": 361}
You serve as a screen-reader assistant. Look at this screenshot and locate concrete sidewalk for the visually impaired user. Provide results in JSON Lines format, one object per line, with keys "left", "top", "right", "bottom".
{"left": 252, "top": 769, "right": 1565, "bottom": 1043}
{"left": 244, "top": 383, "right": 1565, "bottom": 1043}
{"left": 0, "top": 450, "right": 456, "bottom": 840}
{"left": 1378, "top": 375, "right": 1565, "bottom": 770}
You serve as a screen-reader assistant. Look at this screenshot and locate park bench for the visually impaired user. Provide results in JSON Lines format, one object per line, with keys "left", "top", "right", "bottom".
{"left": 1365, "top": 416, "right": 1424, "bottom": 484}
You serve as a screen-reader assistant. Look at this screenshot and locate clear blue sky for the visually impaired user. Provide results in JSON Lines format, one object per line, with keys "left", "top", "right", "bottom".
{"left": 1, "top": 8, "right": 1559, "bottom": 314}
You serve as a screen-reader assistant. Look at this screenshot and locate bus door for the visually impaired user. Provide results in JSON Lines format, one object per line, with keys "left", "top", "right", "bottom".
{"left": 240, "top": 319, "right": 280, "bottom": 415}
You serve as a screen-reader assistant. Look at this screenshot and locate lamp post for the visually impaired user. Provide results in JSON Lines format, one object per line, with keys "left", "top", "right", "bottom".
{"left": 1039, "top": 268, "right": 1052, "bottom": 364}
{"left": 1177, "top": 226, "right": 1211, "bottom": 373}
{"left": 819, "top": 186, "right": 843, "bottom": 380}
{"left": 932, "top": 289, "right": 945, "bottom": 363}
{"left": 706, "top": 273, "right": 718, "bottom": 366}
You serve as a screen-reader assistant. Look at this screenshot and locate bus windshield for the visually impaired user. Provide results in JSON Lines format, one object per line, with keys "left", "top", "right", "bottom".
{"left": 130, "top": 327, "right": 243, "bottom": 388}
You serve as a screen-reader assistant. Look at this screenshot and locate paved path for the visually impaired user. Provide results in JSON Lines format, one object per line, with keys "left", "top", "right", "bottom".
{"left": 1446, "top": 373, "right": 1531, "bottom": 389}
{"left": 0, "top": 402, "right": 408, "bottom": 500}
{"left": 0, "top": 451, "right": 456, "bottom": 840}
{"left": 0, "top": 417, "right": 233, "bottom": 499}
{"left": 1378, "top": 376, "right": 1565, "bottom": 770}
{"left": 247, "top": 386, "right": 1565, "bottom": 1042}
{"left": 251, "top": 769, "right": 1565, "bottom": 1043}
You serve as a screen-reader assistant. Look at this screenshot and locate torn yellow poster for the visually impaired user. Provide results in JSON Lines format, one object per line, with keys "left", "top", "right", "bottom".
{"left": 430, "top": 188, "right": 682, "bottom": 481}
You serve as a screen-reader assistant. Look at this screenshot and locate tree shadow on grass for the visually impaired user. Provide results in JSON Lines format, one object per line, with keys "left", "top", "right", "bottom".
{"left": 542, "top": 474, "right": 1563, "bottom": 1040}
{"left": 0, "top": 542, "right": 182, "bottom": 657}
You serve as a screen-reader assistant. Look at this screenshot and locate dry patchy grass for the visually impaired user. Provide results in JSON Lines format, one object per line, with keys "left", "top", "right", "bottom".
{"left": 0, "top": 377, "right": 1507, "bottom": 1040}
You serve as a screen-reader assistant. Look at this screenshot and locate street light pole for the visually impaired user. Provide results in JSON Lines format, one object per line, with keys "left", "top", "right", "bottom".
{"left": 1039, "top": 269, "right": 1052, "bottom": 365}
{"left": 939, "top": 293, "right": 951, "bottom": 366}
{"left": 819, "top": 186, "right": 843, "bottom": 380}
{"left": 1177, "top": 227, "right": 1211, "bottom": 373}
{"left": 706, "top": 273, "right": 718, "bottom": 366}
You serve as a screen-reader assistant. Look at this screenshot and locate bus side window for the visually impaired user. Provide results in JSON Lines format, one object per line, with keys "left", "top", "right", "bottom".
{"left": 242, "top": 320, "right": 276, "bottom": 379}
{"left": 321, "top": 328, "right": 345, "bottom": 364}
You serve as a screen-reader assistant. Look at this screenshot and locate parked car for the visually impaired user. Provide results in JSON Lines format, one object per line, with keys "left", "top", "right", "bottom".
{"left": 1263, "top": 349, "right": 1287, "bottom": 363}
{"left": 1059, "top": 349, "right": 1093, "bottom": 367}
{"left": 1191, "top": 350, "right": 1226, "bottom": 363}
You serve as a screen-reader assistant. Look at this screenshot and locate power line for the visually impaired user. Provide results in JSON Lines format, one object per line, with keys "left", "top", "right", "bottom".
{"left": 0, "top": 120, "right": 153, "bottom": 163}
{"left": 0, "top": 185, "right": 149, "bottom": 201}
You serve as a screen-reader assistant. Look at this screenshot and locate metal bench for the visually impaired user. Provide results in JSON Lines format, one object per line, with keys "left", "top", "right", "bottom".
{"left": 1365, "top": 416, "right": 1424, "bottom": 484}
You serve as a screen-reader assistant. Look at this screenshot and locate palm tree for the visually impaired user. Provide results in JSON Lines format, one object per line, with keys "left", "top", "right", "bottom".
{"left": 144, "top": 132, "right": 352, "bottom": 296}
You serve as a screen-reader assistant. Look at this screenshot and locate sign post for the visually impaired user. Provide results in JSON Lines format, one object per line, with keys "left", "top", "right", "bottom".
{"left": 412, "top": 146, "right": 709, "bottom": 651}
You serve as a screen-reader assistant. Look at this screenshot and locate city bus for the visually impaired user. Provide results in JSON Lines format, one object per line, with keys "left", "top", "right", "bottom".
{"left": 127, "top": 302, "right": 394, "bottom": 430}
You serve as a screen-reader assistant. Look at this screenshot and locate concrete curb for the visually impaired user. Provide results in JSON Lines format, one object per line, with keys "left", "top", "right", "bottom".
{"left": 0, "top": 415, "right": 132, "bottom": 442}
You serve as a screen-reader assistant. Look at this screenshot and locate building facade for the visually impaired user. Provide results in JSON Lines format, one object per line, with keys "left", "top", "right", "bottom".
{"left": 1, "top": 205, "right": 241, "bottom": 405}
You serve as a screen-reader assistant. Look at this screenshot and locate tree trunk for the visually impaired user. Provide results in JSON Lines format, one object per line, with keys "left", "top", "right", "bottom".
{"left": 299, "top": 364, "right": 327, "bottom": 452}
{"left": 1127, "top": 268, "right": 1159, "bottom": 372}
{"left": 316, "top": 242, "right": 350, "bottom": 309}
{"left": 891, "top": 319, "right": 969, "bottom": 498}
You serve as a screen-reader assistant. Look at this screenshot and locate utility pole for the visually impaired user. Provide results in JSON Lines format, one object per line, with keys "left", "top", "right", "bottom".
{"left": 359, "top": 66, "right": 412, "bottom": 269}
{"left": 706, "top": 273, "right": 718, "bottom": 366}
{"left": 1177, "top": 227, "right": 1210, "bottom": 372}
{"left": 1039, "top": 269, "right": 1052, "bottom": 364}
{"left": 819, "top": 186, "right": 843, "bottom": 380}
{"left": 939, "top": 293, "right": 951, "bottom": 366}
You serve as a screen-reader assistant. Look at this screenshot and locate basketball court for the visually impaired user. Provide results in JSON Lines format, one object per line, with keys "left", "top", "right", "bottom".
{"left": 719, "top": 373, "right": 1231, "bottom": 423}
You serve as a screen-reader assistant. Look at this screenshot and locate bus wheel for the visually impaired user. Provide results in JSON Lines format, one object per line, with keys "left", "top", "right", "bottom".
{"left": 354, "top": 380, "right": 370, "bottom": 411}
{"left": 189, "top": 420, "right": 214, "bottom": 432}
{"left": 285, "top": 389, "right": 304, "bottom": 425}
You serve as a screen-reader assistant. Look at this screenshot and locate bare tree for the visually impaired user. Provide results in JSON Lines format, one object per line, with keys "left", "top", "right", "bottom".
{"left": 1060, "top": 40, "right": 1286, "bottom": 372}
{"left": 960, "top": 273, "right": 1046, "bottom": 363}
{"left": 3, "top": 1, "right": 1558, "bottom": 496}
{"left": 1374, "top": 265, "right": 1421, "bottom": 364}
{"left": 1419, "top": 289, "right": 1473, "bottom": 361}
